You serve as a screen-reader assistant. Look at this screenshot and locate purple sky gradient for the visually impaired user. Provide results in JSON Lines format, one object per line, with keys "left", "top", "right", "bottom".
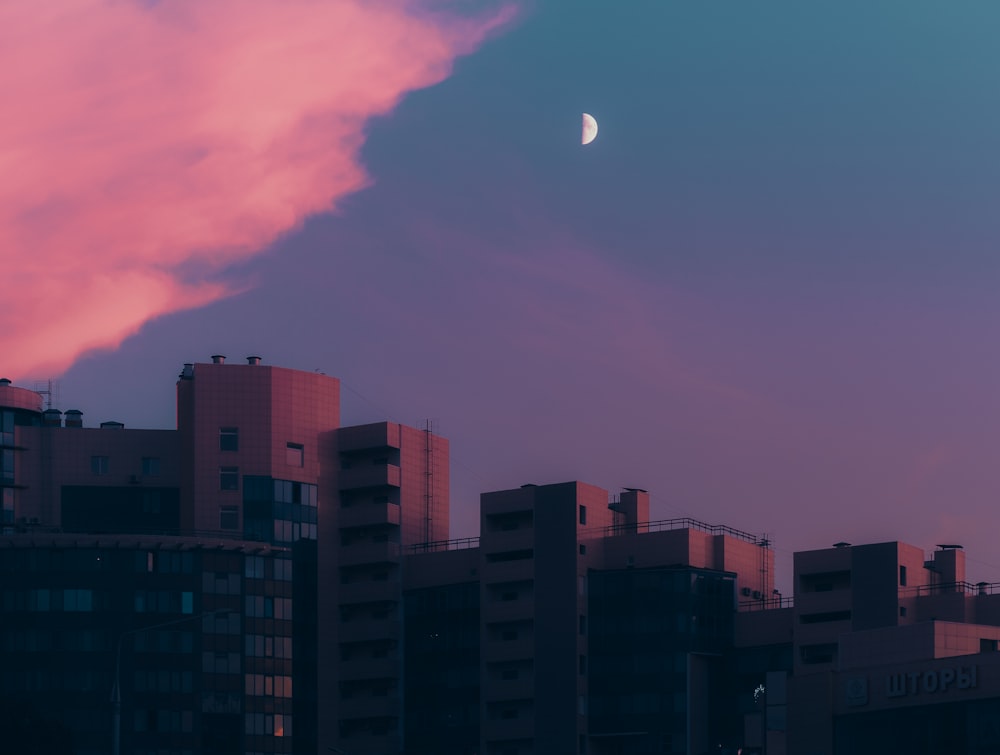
{"left": 14, "top": 0, "right": 1000, "bottom": 589}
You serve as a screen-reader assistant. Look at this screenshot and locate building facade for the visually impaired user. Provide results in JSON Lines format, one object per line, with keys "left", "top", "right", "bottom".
{"left": 400, "top": 482, "right": 777, "bottom": 755}
{"left": 15, "top": 360, "right": 1000, "bottom": 755}
{"left": 0, "top": 358, "right": 450, "bottom": 755}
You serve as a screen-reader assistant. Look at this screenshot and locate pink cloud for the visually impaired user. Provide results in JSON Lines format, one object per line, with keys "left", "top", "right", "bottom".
{"left": 0, "top": 0, "right": 515, "bottom": 378}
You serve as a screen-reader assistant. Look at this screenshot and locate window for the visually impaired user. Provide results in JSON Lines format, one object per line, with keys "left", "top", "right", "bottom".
{"left": 899, "top": 565, "right": 907, "bottom": 586}
{"left": 899, "top": 606, "right": 907, "bottom": 618}
{"left": 800, "top": 643, "right": 837, "bottom": 665}
{"left": 220, "top": 467, "right": 239, "bottom": 491}
{"left": 2, "top": 487, "right": 13, "bottom": 524}
{"left": 1, "top": 410, "right": 13, "bottom": 445}
{"left": 142, "top": 491, "right": 161, "bottom": 514}
{"left": 579, "top": 544, "right": 586, "bottom": 556}
{"left": 799, "top": 610, "right": 851, "bottom": 624}
{"left": 220, "top": 427, "right": 239, "bottom": 452}
{"left": 286, "top": 443, "right": 304, "bottom": 467}
{"left": 1, "top": 449, "right": 13, "bottom": 483}
{"left": 220, "top": 506, "right": 239, "bottom": 530}
{"left": 981, "top": 638, "right": 998, "bottom": 652}
{"left": 91, "top": 455, "right": 109, "bottom": 475}
{"left": 141, "top": 457, "right": 160, "bottom": 476}
{"left": 578, "top": 505, "right": 587, "bottom": 525}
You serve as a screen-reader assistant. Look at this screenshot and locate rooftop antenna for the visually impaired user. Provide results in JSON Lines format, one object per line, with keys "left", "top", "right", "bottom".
{"left": 33, "top": 379, "right": 58, "bottom": 410}
{"left": 423, "top": 419, "right": 437, "bottom": 543}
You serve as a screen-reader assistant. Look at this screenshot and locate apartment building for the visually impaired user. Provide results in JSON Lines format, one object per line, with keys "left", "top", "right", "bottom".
{"left": 0, "top": 358, "right": 449, "bottom": 755}
{"left": 401, "top": 482, "right": 776, "bottom": 755}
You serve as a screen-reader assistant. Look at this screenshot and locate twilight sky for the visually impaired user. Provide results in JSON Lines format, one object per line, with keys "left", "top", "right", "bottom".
{"left": 7, "top": 0, "right": 1000, "bottom": 586}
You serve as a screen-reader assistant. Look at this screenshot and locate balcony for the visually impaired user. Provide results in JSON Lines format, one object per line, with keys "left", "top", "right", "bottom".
{"left": 482, "top": 600, "right": 534, "bottom": 623}
{"left": 338, "top": 503, "right": 401, "bottom": 529}
{"left": 482, "top": 559, "right": 534, "bottom": 583}
{"left": 483, "top": 637, "right": 534, "bottom": 663}
{"left": 482, "top": 527, "right": 534, "bottom": 553}
{"left": 483, "top": 678, "right": 535, "bottom": 702}
{"left": 483, "top": 715, "right": 534, "bottom": 740}
{"left": 338, "top": 657, "right": 400, "bottom": 681}
{"left": 339, "top": 541, "right": 401, "bottom": 566}
{"left": 795, "top": 590, "right": 852, "bottom": 615}
{"left": 338, "top": 618, "right": 402, "bottom": 644}
{"left": 337, "top": 695, "right": 402, "bottom": 720}
{"left": 337, "top": 581, "right": 401, "bottom": 605}
{"left": 338, "top": 732, "right": 402, "bottom": 755}
{"left": 338, "top": 464, "right": 401, "bottom": 491}
{"left": 337, "top": 423, "right": 401, "bottom": 453}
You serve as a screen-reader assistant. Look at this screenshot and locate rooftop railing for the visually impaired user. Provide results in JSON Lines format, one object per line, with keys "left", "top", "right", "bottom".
{"left": 600, "top": 517, "right": 765, "bottom": 545}
{"left": 408, "top": 536, "right": 480, "bottom": 554}
{"left": 738, "top": 596, "right": 794, "bottom": 612}
{"left": 900, "top": 580, "right": 1000, "bottom": 598}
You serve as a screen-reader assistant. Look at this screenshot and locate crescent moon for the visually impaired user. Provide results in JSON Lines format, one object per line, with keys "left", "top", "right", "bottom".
{"left": 581, "top": 113, "right": 598, "bottom": 145}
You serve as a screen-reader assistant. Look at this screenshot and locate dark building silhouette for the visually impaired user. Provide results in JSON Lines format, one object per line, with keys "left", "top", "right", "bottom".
{"left": 22, "top": 361, "right": 1000, "bottom": 755}
{"left": 399, "top": 482, "right": 775, "bottom": 755}
{"left": 1, "top": 359, "right": 448, "bottom": 755}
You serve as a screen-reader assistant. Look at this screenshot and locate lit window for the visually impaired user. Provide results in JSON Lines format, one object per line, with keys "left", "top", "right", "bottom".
{"left": 220, "top": 427, "right": 239, "bottom": 452}
{"left": 286, "top": 443, "right": 304, "bottom": 467}
{"left": 91, "top": 456, "right": 109, "bottom": 475}
{"left": 220, "top": 467, "right": 239, "bottom": 491}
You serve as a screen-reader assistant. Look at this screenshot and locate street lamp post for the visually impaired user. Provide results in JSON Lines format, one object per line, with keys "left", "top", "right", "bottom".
{"left": 111, "top": 608, "right": 231, "bottom": 755}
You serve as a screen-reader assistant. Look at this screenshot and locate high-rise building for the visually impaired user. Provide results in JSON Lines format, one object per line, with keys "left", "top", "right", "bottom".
{"left": 1, "top": 359, "right": 788, "bottom": 755}
{"left": 400, "top": 482, "right": 775, "bottom": 755}
{"left": 0, "top": 357, "right": 449, "bottom": 755}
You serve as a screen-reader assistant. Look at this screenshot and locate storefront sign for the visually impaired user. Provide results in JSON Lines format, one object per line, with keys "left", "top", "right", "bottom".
{"left": 885, "top": 666, "right": 977, "bottom": 698}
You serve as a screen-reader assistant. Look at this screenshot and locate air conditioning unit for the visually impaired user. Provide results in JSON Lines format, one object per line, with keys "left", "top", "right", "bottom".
{"left": 752, "top": 590, "right": 762, "bottom": 600}
{"left": 741, "top": 587, "right": 752, "bottom": 597}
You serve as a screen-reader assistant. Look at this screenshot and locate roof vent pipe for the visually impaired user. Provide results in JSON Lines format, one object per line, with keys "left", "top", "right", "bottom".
{"left": 0, "top": 378, "right": 11, "bottom": 386}
{"left": 211, "top": 355, "right": 226, "bottom": 364}
{"left": 247, "top": 356, "right": 261, "bottom": 365}
{"left": 42, "top": 409, "right": 63, "bottom": 427}
{"left": 64, "top": 409, "right": 83, "bottom": 428}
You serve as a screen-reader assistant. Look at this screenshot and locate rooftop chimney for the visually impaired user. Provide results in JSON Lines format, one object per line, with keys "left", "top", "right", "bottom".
{"left": 211, "top": 355, "right": 226, "bottom": 364}
{"left": 247, "top": 355, "right": 261, "bottom": 365}
{"left": 42, "top": 409, "right": 63, "bottom": 427}
{"left": 0, "top": 378, "right": 11, "bottom": 386}
{"left": 64, "top": 409, "right": 83, "bottom": 428}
